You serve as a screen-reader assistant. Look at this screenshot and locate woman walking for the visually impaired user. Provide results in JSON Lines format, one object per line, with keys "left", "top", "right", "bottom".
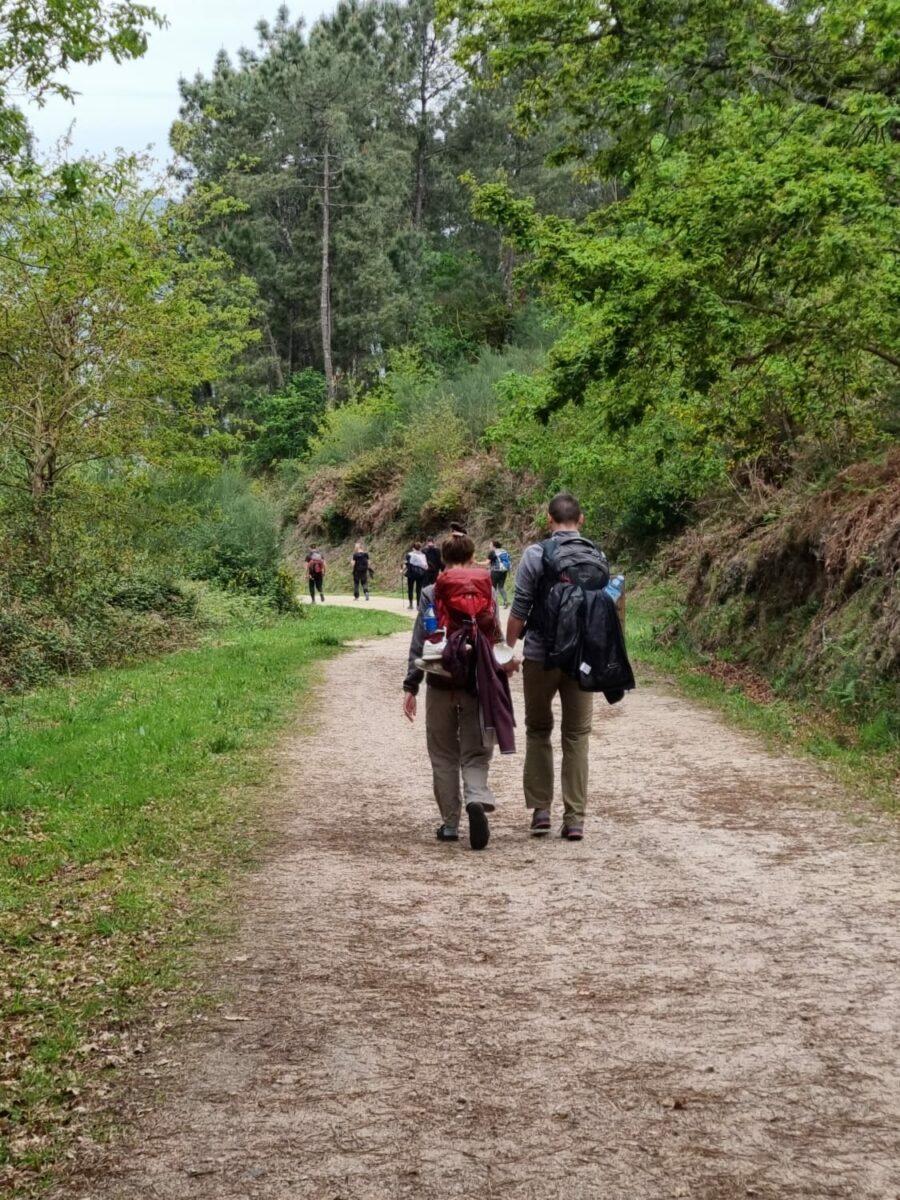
{"left": 351, "top": 542, "right": 371, "bottom": 600}
{"left": 402, "top": 542, "right": 428, "bottom": 609}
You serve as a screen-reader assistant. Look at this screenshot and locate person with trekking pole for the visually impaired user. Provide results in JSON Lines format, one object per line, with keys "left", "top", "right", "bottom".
{"left": 402, "top": 531, "right": 517, "bottom": 850}
{"left": 402, "top": 542, "right": 428, "bottom": 609}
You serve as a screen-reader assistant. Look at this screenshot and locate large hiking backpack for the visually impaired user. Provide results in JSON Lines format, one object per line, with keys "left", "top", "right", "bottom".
{"left": 538, "top": 536, "right": 635, "bottom": 700}
{"left": 433, "top": 567, "right": 497, "bottom": 639}
{"left": 307, "top": 552, "right": 325, "bottom": 576}
{"left": 432, "top": 567, "right": 498, "bottom": 687}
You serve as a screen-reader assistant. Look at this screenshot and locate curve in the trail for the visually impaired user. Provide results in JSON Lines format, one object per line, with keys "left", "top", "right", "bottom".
{"left": 69, "top": 632, "right": 900, "bottom": 1200}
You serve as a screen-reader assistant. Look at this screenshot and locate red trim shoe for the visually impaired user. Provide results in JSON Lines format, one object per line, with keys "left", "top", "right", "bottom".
{"left": 560, "top": 824, "right": 584, "bottom": 841}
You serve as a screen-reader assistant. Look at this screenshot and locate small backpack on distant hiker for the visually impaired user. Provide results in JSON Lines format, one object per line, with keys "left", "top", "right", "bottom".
{"left": 307, "top": 552, "right": 325, "bottom": 576}
{"left": 497, "top": 549, "right": 511, "bottom": 572}
{"left": 537, "top": 536, "right": 635, "bottom": 701}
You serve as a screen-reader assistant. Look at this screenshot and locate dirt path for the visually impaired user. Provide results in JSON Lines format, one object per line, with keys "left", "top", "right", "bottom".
{"left": 69, "top": 608, "right": 900, "bottom": 1200}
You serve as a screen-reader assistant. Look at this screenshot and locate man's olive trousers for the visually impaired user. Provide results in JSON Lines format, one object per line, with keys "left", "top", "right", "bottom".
{"left": 522, "top": 660, "right": 594, "bottom": 824}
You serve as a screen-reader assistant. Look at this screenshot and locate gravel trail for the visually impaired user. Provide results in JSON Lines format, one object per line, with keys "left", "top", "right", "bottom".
{"left": 70, "top": 604, "right": 900, "bottom": 1200}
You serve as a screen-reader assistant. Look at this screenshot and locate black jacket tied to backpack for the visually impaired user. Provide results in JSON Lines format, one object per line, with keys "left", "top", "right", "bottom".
{"left": 537, "top": 535, "right": 635, "bottom": 703}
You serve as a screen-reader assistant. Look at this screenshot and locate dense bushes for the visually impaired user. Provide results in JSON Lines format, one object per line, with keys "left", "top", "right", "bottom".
{"left": 0, "top": 466, "right": 301, "bottom": 692}
{"left": 295, "top": 343, "right": 546, "bottom": 538}
{"left": 0, "top": 579, "right": 198, "bottom": 693}
{"left": 652, "top": 450, "right": 900, "bottom": 732}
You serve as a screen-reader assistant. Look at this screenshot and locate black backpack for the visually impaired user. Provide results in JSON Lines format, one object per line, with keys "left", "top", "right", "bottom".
{"left": 538, "top": 536, "right": 635, "bottom": 701}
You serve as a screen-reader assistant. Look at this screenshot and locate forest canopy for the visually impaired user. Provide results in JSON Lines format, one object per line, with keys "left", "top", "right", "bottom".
{"left": 0, "top": 0, "right": 897, "bottom": 713}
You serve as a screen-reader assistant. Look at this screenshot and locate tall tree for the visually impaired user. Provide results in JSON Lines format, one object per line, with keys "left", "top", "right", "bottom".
{"left": 173, "top": 4, "right": 414, "bottom": 399}
{"left": 0, "top": 158, "right": 257, "bottom": 562}
{"left": 384, "top": 0, "right": 462, "bottom": 229}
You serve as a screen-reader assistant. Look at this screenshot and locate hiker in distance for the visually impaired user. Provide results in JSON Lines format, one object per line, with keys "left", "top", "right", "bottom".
{"left": 351, "top": 541, "right": 372, "bottom": 601}
{"left": 305, "top": 546, "right": 326, "bottom": 604}
{"left": 403, "top": 532, "right": 517, "bottom": 851}
{"left": 505, "top": 492, "right": 634, "bottom": 841}
{"left": 402, "top": 541, "right": 429, "bottom": 609}
{"left": 485, "top": 539, "right": 512, "bottom": 607}
{"left": 423, "top": 535, "right": 442, "bottom": 586}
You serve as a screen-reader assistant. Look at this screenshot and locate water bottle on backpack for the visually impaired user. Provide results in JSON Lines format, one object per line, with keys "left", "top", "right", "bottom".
{"left": 423, "top": 603, "right": 439, "bottom": 636}
{"left": 604, "top": 574, "right": 625, "bottom": 602}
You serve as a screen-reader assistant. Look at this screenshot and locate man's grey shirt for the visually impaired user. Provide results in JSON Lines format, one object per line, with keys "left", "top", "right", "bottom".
{"left": 510, "top": 530, "right": 583, "bottom": 662}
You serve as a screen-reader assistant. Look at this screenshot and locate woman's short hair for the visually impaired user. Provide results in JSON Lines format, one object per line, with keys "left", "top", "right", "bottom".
{"left": 442, "top": 533, "right": 475, "bottom": 566}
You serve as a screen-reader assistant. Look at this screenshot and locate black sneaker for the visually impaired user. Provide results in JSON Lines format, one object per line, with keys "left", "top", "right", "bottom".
{"left": 530, "top": 809, "right": 551, "bottom": 836}
{"left": 466, "top": 802, "right": 490, "bottom": 851}
{"left": 560, "top": 823, "right": 584, "bottom": 841}
{"left": 436, "top": 825, "right": 459, "bottom": 842}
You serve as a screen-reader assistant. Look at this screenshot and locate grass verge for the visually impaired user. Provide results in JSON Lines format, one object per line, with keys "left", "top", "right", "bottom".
{"left": 0, "top": 603, "right": 407, "bottom": 1195}
{"left": 627, "top": 582, "right": 899, "bottom": 812}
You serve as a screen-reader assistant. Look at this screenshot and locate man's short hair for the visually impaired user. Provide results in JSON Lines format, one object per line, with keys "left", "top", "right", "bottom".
{"left": 548, "top": 492, "right": 582, "bottom": 524}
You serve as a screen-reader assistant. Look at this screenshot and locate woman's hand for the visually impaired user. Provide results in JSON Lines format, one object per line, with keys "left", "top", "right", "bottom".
{"left": 403, "top": 692, "right": 417, "bottom": 722}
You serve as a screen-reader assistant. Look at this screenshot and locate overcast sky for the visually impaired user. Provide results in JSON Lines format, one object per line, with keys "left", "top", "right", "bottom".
{"left": 25, "top": 2, "right": 329, "bottom": 167}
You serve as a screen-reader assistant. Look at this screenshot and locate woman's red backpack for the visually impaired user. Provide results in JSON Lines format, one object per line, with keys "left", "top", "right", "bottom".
{"left": 433, "top": 568, "right": 498, "bottom": 641}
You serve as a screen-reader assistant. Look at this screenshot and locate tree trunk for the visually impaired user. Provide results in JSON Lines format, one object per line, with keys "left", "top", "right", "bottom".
{"left": 412, "top": 23, "right": 429, "bottom": 230}
{"left": 320, "top": 136, "right": 335, "bottom": 404}
{"left": 501, "top": 242, "right": 517, "bottom": 310}
{"left": 28, "top": 439, "right": 57, "bottom": 574}
{"left": 264, "top": 319, "right": 285, "bottom": 390}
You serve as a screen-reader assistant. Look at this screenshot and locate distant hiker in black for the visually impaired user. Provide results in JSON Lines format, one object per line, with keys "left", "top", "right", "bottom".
{"left": 305, "top": 547, "right": 326, "bottom": 603}
{"left": 423, "top": 536, "right": 442, "bottom": 586}
{"left": 403, "top": 542, "right": 428, "bottom": 609}
{"left": 351, "top": 542, "right": 371, "bottom": 601}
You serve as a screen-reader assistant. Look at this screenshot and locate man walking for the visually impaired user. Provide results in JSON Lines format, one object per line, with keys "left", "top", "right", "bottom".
{"left": 423, "top": 536, "right": 442, "bottom": 586}
{"left": 505, "top": 493, "right": 601, "bottom": 841}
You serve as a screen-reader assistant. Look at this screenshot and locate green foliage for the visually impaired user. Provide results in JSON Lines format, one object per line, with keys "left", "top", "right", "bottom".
{"left": 271, "top": 564, "right": 302, "bottom": 613}
{"left": 0, "top": 577, "right": 196, "bottom": 693}
{"left": 0, "top": 156, "right": 257, "bottom": 574}
{"left": 450, "top": 0, "right": 899, "bottom": 544}
{"left": 0, "top": 0, "right": 164, "bottom": 159}
{"left": 301, "top": 343, "right": 549, "bottom": 532}
{"left": 244, "top": 370, "right": 328, "bottom": 472}
{"left": 180, "top": 470, "right": 288, "bottom": 604}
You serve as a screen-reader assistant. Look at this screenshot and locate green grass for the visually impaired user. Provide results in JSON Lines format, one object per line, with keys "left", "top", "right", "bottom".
{"left": 0, "top": 604, "right": 407, "bottom": 1194}
{"left": 627, "top": 582, "right": 899, "bottom": 812}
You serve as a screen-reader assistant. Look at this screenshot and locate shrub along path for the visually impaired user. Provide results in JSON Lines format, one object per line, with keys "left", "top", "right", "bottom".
{"left": 66, "top": 609, "right": 899, "bottom": 1200}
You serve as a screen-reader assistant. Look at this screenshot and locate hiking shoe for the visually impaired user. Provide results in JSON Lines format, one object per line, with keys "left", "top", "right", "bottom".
{"left": 530, "top": 809, "right": 551, "bottom": 836}
{"left": 466, "top": 802, "right": 490, "bottom": 851}
{"left": 560, "top": 823, "right": 584, "bottom": 841}
{"left": 436, "top": 825, "right": 459, "bottom": 842}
